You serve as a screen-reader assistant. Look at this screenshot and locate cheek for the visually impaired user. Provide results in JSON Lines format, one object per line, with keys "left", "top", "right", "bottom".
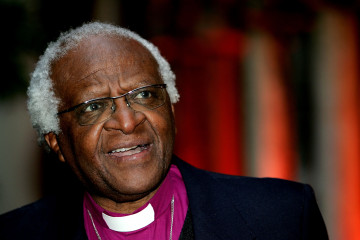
{"left": 58, "top": 122, "right": 106, "bottom": 187}
{"left": 73, "top": 124, "right": 104, "bottom": 162}
{"left": 150, "top": 106, "right": 176, "bottom": 152}
{"left": 59, "top": 119, "right": 103, "bottom": 165}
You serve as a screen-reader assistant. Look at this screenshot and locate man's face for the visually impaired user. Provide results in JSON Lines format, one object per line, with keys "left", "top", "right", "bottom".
{"left": 48, "top": 35, "right": 175, "bottom": 204}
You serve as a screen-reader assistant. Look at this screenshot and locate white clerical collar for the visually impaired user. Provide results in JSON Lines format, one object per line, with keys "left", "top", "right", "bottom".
{"left": 102, "top": 203, "right": 155, "bottom": 232}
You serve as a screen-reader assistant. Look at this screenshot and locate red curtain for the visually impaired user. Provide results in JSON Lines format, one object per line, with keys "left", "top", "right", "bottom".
{"left": 332, "top": 12, "right": 360, "bottom": 240}
{"left": 153, "top": 24, "right": 245, "bottom": 175}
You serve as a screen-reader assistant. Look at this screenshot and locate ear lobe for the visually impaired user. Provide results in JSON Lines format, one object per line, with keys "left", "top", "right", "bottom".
{"left": 44, "top": 132, "right": 66, "bottom": 163}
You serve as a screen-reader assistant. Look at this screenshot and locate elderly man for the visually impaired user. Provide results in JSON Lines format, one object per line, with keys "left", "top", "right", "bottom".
{"left": 0, "top": 22, "right": 328, "bottom": 239}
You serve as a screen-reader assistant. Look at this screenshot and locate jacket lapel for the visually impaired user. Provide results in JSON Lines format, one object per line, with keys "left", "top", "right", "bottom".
{"left": 179, "top": 208, "right": 195, "bottom": 240}
{"left": 175, "top": 156, "right": 256, "bottom": 240}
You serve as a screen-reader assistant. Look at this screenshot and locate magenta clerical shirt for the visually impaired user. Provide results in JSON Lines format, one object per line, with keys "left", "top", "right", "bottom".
{"left": 83, "top": 164, "right": 189, "bottom": 240}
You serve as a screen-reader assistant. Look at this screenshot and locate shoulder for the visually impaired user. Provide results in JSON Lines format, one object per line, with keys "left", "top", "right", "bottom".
{"left": 0, "top": 193, "right": 85, "bottom": 240}
{"left": 0, "top": 196, "right": 58, "bottom": 239}
{"left": 0, "top": 196, "right": 57, "bottom": 219}
{"left": 177, "top": 156, "right": 316, "bottom": 212}
{"left": 175, "top": 155, "right": 307, "bottom": 199}
{"left": 175, "top": 156, "right": 328, "bottom": 239}
{"left": 213, "top": 172, "right": 312, "bottom": 201}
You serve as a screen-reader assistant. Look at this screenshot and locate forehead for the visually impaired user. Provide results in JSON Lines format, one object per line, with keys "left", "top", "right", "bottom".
{"left": 52, "top": 35, "right": 158, "bottom": 81}
{"left": 50, "top": 35, "right": 160, "bottom": 104}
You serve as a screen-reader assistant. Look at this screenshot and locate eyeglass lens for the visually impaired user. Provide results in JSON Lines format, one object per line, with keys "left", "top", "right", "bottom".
{"left": 74, "top": 85, "right": 166, "bottom": 125}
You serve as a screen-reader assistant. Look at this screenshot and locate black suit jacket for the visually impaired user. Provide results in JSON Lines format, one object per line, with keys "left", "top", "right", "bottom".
{"left": 0, "top": 156, "right": 328, "bottom": 239}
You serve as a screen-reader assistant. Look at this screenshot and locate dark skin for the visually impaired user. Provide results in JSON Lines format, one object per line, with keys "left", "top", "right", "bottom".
{"left": 44, "top": 35, "right": 176, "bottom": 214}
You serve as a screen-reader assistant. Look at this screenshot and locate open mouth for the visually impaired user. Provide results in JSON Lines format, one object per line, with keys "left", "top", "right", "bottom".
{"left": 108, "top": 144, "right": 150, "bottom": 157}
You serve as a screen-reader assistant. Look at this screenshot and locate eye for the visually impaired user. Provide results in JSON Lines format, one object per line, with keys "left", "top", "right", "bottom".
{"left": 134, "top": 90, "right": 153, "bottom": 99}
{"left": 82, "top": 101, "right": 106, "bottom": 113}
{"left": 127, "top": 86, "right": 165, "bottom": 110}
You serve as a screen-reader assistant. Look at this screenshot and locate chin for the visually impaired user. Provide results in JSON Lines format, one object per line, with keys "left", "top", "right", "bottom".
{"left": 105, "top": 184, "right": 159, "bottom": 203}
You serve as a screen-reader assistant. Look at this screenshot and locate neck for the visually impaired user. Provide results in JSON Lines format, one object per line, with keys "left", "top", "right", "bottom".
{"left": 90, "top": 189, "right": 158, "bottom": 214}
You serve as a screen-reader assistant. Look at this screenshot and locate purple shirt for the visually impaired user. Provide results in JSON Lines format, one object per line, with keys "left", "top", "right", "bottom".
{"left": 83, "top": 164, "right": 189, "bottom": 239}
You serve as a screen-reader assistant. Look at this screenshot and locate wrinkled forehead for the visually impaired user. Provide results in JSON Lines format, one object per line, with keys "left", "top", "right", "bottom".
{"left": 51, "top": 35, "right": 158, "bottom": 83}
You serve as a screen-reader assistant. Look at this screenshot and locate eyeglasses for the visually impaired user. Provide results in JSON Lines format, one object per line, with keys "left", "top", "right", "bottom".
{"left": 57, "top": 84, "right": 167, "bottom": 126}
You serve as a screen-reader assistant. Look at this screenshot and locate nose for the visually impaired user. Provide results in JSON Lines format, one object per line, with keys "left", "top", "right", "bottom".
{"left": 103, "top": 98, "right": 146, "bottom": 134}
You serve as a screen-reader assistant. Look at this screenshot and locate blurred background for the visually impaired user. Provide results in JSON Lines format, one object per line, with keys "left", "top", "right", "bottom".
{"left": 0, "top": 0, "right": 359, "bottom": 239}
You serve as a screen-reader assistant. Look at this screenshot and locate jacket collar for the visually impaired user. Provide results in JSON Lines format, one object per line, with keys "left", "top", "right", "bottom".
{"left": 174, "top": 156, "right": 257, "bottom": 240}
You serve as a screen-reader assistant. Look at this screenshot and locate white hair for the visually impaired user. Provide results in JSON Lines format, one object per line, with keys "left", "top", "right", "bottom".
{"left": 27, "top": 22, "right": 179, "bottom": 145}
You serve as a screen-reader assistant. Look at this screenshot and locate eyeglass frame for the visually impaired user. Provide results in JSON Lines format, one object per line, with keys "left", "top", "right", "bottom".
{"left": 57, "top": 83, "right": 167, "bottom": 117}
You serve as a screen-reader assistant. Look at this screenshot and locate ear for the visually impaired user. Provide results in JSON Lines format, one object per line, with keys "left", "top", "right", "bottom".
{"left": 44, "top": 132, "right": 66, "bottom": 163}
{"left": 171, "top": 104, "right": 175, "bottom": 116}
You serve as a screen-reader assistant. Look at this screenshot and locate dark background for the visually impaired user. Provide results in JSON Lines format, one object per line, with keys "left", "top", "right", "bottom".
{"left": 1, "top": 1, "right": 360, "bottom": 239}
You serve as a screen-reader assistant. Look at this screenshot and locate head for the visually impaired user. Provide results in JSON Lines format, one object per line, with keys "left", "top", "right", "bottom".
{"left": 27, "top": 22, "right": 179, "bottom": 208}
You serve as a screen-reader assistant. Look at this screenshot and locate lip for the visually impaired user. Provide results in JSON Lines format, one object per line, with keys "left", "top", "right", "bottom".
{"left": 110, "top": 144, "right": 147, "bottom": 153}
{"left": 106, "top": 143, "right": 152, "bottom": 161}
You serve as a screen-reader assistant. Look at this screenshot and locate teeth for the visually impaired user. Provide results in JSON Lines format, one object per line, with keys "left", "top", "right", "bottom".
{"left": 111, "top": 146, "right": 138, "bottom": 153}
